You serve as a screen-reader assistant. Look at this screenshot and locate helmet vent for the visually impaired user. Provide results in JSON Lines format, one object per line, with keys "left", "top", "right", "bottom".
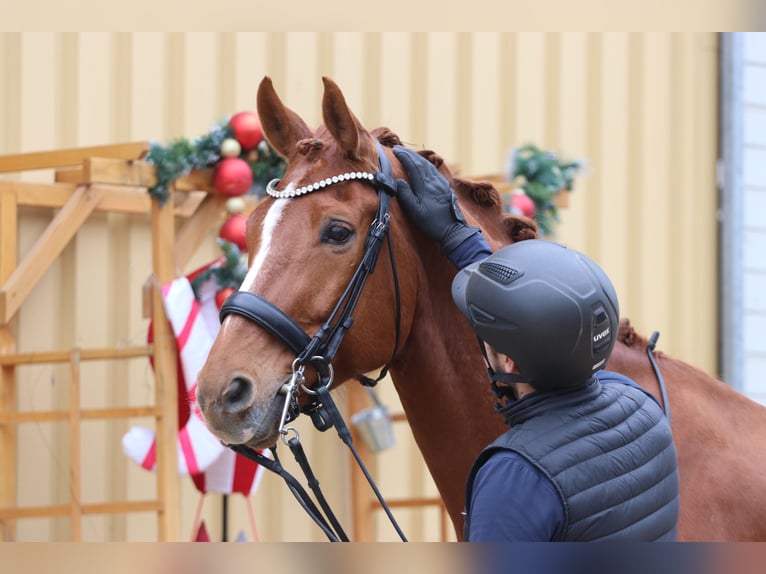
{"left": 479, "top": 262, "right": 522, "bottom": 285}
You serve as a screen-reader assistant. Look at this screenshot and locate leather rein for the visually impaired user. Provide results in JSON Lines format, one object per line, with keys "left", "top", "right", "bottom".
{"left": 219, "top": 142, "right": 406, "bottom": 542}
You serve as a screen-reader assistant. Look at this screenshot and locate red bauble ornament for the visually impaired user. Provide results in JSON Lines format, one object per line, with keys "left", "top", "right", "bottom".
{"left": 229, "top": 111, "right": 263, "bottom": 151}
{"left": 511, "top": 191, "right": 536, "bottom": 219}
{"left": 214, "top": 157, "right": 253, "bottom": 197}
{"left": 218, "top": 213, "right": 248, "bottom": 252}
{"left": 216, "top": 287, "right": 236, "bottom": 310}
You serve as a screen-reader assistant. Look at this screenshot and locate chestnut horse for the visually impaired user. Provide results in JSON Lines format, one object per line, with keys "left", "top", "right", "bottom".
{"left": 197, "top": 76, "right": 766, "bottom": 541}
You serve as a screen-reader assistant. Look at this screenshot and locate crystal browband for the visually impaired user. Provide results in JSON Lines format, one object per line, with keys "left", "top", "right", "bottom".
{"left": 265, "top": 172, "right": 376, "bottom": 199}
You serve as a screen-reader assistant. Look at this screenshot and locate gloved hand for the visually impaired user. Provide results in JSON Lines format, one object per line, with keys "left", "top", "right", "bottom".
{"left": 393, "top": 145, "right": 480, "bottom": 256}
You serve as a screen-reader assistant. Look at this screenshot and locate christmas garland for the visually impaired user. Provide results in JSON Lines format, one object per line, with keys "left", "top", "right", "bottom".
{"left": 145, "top": 113, "right": 286, "bottom": 206}
{"left": 506, "top": 144, "right": 585, "bottom": 236}
{"left": 190, "top": 238, "right": 247, "bottom": 296}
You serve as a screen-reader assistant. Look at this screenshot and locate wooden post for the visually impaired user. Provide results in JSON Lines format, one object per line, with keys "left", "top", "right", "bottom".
{"left": 348, "top": 384, "right": 375, "bottom": 541}
{"left": 68, "top": 349, "right": 82, "bottom": 540}
{"left": 0, "top": 190, "right": 18, "bottom": 541}
{"left": 150, "top": 194, "right": 181, "bottom": 541}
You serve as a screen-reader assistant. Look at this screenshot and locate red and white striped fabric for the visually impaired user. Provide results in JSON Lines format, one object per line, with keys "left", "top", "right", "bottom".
{"left": 122, "top": 264, "right": 265, "bottom": 495}
{"left": 191, "top": 446, "right": 268, "bottom": 496}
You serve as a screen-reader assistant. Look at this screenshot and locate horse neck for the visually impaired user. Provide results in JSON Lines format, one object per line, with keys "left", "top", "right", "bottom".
{"left": 386, "top": 243, "right": 505, "bottom": 530}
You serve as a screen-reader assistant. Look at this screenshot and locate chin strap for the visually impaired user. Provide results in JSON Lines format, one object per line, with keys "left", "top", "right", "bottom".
{"left": 475, "top": 335, "right": 530, "bottom": 402}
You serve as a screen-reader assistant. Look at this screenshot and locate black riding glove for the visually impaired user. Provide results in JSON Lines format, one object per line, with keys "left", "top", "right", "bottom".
{"left": 393, "top": 146, "right": 480, "bottom": 257}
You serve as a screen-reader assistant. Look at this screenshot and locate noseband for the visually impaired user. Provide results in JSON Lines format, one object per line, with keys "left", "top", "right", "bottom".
{"left": 220, "top": 141, "right": 399, "bottom": 413}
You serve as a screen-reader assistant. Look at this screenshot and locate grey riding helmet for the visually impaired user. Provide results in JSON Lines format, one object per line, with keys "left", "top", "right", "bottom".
{"left": 451, "top": 239, "right": 620, "bottom": 391}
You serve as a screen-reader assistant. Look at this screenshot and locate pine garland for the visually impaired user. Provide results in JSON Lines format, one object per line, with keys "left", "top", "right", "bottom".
{"left": 190, "top": 239, "right": 247, "bottom": 297}
{"left": 246, "top": 143, "right": 287, "bottom": 197}
{"left": 145, "top": 119, "right": 286, "bottom": 206}
{"left": 507, "top": 144, "right": 585, "bottom": 236}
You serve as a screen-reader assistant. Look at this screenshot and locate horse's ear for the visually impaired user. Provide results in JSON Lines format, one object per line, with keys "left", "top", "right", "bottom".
{"left": 501, "top": 213, "right": 539, "bottom": 243}
{"left": 256, "top": 76, "right": 312, "bottom": 159}
{"left": 321, "top": 76, "right": 364, "bottom": 159}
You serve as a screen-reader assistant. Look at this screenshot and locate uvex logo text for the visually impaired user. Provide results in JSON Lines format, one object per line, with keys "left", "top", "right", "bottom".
{"left": 593, "top": 327, "right": 611, "bottom": 343}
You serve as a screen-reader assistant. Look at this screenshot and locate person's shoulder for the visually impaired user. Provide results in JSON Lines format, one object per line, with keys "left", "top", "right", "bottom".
{"left": 597, "top": 370, "right": 661, "bottom": 406}
{"left": 596, "top": 369, "right": 661, "bottom": 406}
{"left": 597, "top": 369, "right": 639, "bottom": 387}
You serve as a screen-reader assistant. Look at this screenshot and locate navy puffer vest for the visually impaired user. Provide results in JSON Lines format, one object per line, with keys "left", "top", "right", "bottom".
{"left": 464, "top": 374, "right": 679, "bottom": 541}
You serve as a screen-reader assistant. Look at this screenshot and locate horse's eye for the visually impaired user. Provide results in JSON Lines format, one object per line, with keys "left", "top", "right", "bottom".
{"left": 322, "top": 223, "right": 354, "bottom": 245}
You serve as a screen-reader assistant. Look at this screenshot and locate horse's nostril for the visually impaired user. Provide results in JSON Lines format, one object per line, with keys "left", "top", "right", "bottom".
{"left": 222, "top": 377, "right": 253, "bottom": 411}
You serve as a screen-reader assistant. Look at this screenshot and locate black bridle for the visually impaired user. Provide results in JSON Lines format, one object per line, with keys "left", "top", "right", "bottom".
{"left": 218, "top": 142, "right": 406, "bottom": 541}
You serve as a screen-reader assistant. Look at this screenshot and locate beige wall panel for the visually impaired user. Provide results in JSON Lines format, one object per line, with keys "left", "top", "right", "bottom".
{"left": 1, "top": 32, "right": 719, "bottom": 541}
{"left": 514, "top": 33, "right": 548, "bottom": 149}
{"left": 76, "top": 33, "right": 112, "bottom": 146}
{"left": 130, "top": 33, "right": 168, "bottom": 142}
{"left": 468, "top": 33, "right": 503, "bottom": 175}
{"left": 233, "top": 33, "right": 270, "bottom": 112}
{"left": 379, "top": 33, "right": 413, "bottom": 143}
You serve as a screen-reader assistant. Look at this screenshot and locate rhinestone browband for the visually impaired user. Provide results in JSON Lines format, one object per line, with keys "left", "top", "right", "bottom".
{"left": 265, "top": 172, "right": 376, "bottom": 199}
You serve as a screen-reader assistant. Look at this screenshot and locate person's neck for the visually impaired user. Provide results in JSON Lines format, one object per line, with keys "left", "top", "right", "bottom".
{"left": 513, "top": 382, "right": 536, "bottom": 399}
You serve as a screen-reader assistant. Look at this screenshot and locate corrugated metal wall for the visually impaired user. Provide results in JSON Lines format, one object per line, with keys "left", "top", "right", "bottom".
{"left": 0, "top": 32, "right": 719, "bottom": 541}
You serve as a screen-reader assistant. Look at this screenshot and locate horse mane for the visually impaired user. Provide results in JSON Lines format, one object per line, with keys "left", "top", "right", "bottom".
{"left": 373, "top": 129, "right": 666, "bottom": 362}
{"left": 372, "top": 127, "right": 540, "bottom": 246}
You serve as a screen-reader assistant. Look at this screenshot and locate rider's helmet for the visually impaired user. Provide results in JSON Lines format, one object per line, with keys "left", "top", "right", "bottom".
{"left": 451, "top": 239, "right": 620, "bottom": 391}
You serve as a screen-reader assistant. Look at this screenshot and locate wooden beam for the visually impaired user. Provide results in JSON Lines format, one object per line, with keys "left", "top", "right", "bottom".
{"left": 0, "top": 186, "right": 106, "bottom": 324}
{"left": 69, "top": 350, "right": 82, "bottom": 541}
{"left": 150, "top": 195, "right": 181, "bottom": 542}
{"left": 2, "top": 181, "right": 151, "bottom": 214}
{"left": 54, "top": 159, "right": 217, "bottom": 194}
{"left": 84, "top": 157, "right": 157, "bottom": 187}
{"left": 0, "top": 190, "right": 18, "bottom": 541}
{"left": 0, "top": 142, "right": 150, "bottom": 173}
{"left": 0, "top": 500, "right": 163, "bottom": 520}
{"left": 172, "top": 191, "right": 207, "bottom": 219}
{"left": 0, "top": 406, "right": 161, "bottom": 424}
{"left": 0, "top": 345, "right": 151, "bottom": 366}
{"left": 348, "top": 384, "right": 376, "bottom": 541}
{"left": 175, "top": 193, "right": 227, "bottom": 269}
{"left": 142, "top": 192, "right": 226, "bottom": 318}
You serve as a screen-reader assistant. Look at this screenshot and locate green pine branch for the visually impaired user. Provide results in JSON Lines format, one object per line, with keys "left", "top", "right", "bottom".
{"left": 190, "top": 239, "right": 248, "bottom": 298}
{"left": 507, "top": 143, "right": 585, "bottom": 236}
{"left": 145, "top": 119, "right": 287, "bottom": 206}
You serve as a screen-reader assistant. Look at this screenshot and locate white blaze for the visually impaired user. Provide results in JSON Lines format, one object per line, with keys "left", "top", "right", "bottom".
{"left": 240, "top": 197, "right": 289, "bottom": 292}
{"left": 220, "top": 198, "right": 289, "bottom": 337}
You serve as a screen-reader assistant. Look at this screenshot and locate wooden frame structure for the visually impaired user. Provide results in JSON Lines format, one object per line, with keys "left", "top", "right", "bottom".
{"left": 0, "top": 143, "right": 228, "bottom": 541}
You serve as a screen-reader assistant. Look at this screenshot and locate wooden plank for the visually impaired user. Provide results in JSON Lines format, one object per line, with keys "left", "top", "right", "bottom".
{"left": 69, "top": 350, "right": 82, "bottom": 541}
{"left": 1, "top": 181, "right": 150, "bottom": 213}
{"left": 372, "top": 496, "right": 444, "bottom": 509}
{"left": 150, "top": 195, "right": 181, "bottom": 542}
{"left": 172, "top": 191, "right": 207, "bottom": 218}
{"left": 348, "top": 384, "right": 375, "bottom": 541}
{"left": 142, "top": 191, "right": 226, "bottom": 318}
{"left": 84, "top": 157, "right": 157, "bottom": 187}
{"left": 0, "top": 185, "right": 106, "bottom": 324}
{"left": 53, "top": 167, "right": 87, "bottom": 184}
{"left": 54, "top": 158, "right": 216, "bottom": 194}
{"left": 0, "top": 406, "right": 161, "bottom": 424}
{"left": 5, "top": 181, "right": 215, "bottom": 217}
{"left": 0, "top": 190, "right": 18, "bottom": 541}
{"left": 175, "top": 193, "right": 227, "bottom": 269}
{"left": 0, "top": 500, "right": 163, "bottom": 520}
{"left": 0, "top": 142, "right": 150, "bottom": 173}
{"left": 0, "top": 345, "right": 152, "bottom": 366}
{"left": 173, "top": 168, "right": 216, "bottom": 193}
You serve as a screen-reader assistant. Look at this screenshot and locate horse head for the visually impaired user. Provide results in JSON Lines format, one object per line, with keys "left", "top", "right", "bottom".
{"left": 196, "top": 77, "right": 412, "bottom": 448}
{"left": 196, "top": 76, "right": 536, "bottom": 475}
